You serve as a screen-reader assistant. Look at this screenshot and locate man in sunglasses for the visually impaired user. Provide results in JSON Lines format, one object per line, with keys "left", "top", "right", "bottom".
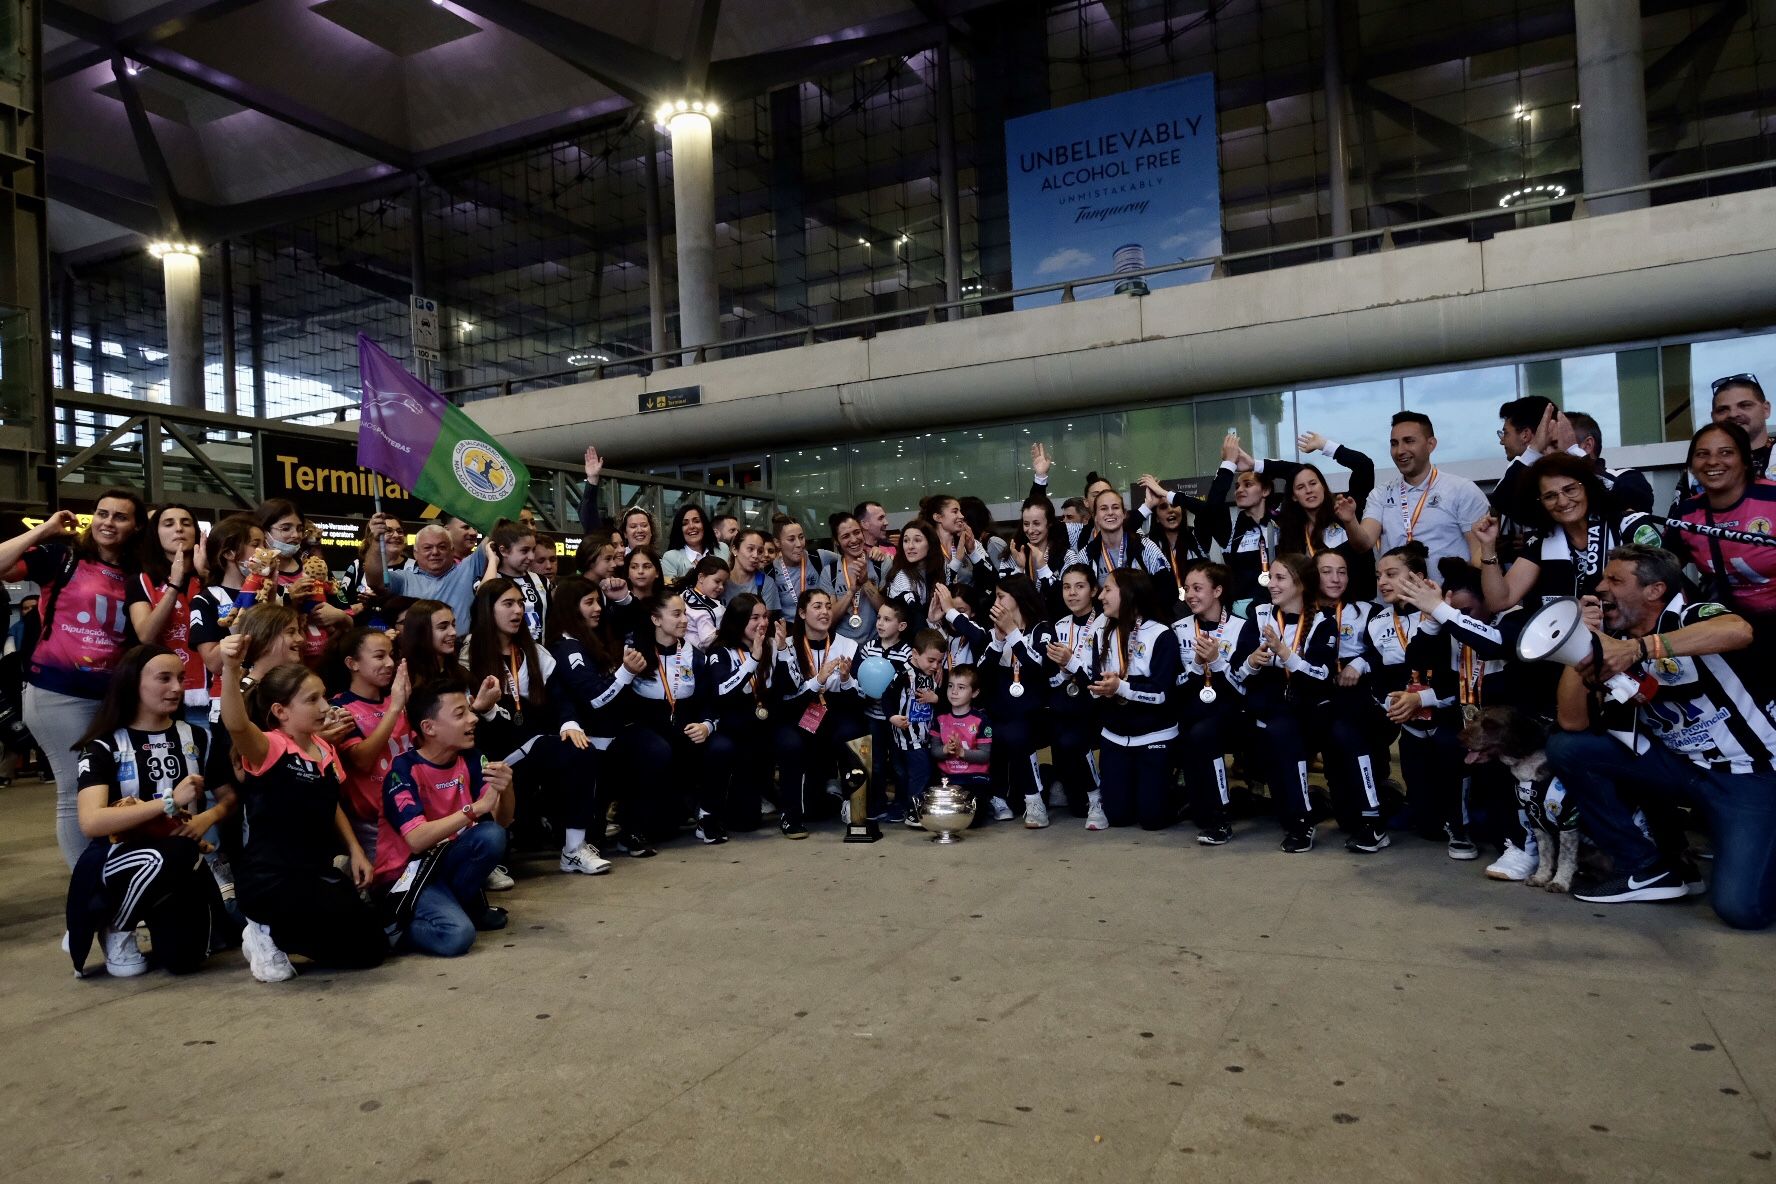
{"left": 1670, "top": 374, "right": 1770, "bottom": 512}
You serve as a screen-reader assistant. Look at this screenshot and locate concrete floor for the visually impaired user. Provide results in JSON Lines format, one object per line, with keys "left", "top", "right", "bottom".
{"left": 3, "top": 776, "right": 1774, "bottom": 1184}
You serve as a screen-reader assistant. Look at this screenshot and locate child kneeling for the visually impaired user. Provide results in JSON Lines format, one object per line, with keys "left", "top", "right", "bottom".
{"left": 376, "top": 679, "right": 515, "bottom": 957}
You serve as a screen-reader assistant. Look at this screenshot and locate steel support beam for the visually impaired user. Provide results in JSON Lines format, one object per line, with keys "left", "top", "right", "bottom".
{"left": 444, "top": 0, "right": 677, "bottom": 105}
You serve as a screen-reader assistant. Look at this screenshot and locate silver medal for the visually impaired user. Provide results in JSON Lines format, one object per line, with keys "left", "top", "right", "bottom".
{"left": 1257, "top": 570, "right": 1271, "bottom": 587}
{"left": 1008, "top": 682, "right": 1025, "bottom": 699}
{"left": 754, "top": 704, "right": 770, "bottom": 722}
{"left": 1198, "top": 685, "right": 1218, "bottom": 705}
{"left": 1177, "top": 586, "right": 1188, "bottom": 601}
{"left": 847, "top": 614, "right": 864, "bottom": 630}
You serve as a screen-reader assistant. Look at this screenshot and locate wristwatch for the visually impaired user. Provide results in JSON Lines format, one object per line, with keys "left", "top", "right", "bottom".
{"left": 460, "top": 804, "right": 476, "bottom": 824}
{"left": 162, "top": 795, "right": 180, "bottom": 817}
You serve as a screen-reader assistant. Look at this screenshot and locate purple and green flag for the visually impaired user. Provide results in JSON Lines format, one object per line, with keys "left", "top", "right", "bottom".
{"left": 355, "top": 334, "right": 530, "bottom": 529}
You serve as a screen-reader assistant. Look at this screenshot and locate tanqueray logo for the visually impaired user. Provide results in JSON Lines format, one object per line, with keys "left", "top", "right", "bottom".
{"left": 452, "top": 440, "right": 515, "bottom": 502}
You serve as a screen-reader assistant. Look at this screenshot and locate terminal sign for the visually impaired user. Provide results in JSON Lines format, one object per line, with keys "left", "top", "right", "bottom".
{"left": 639, "top": 386, "right": 701, "bottom": 414}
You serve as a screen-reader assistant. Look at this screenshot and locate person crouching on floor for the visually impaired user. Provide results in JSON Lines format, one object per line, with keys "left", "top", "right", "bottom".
{"left": 376, "top": 678, "right": 515, "bottom": 956}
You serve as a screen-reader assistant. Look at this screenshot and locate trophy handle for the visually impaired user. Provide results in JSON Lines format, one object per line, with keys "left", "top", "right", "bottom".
{"left": 842, "top": 735, "right": 881, "bottom": 843}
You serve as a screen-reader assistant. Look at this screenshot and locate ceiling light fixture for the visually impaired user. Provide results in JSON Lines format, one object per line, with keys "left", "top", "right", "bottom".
{"left": 655, "top": 98, "right": 718, "bottom": 123}
{"left": 147, "top": 240, "right": 201, "bottom": 259}
{"left": 1497, "top": 182, "right": 1567, "bottom": 209}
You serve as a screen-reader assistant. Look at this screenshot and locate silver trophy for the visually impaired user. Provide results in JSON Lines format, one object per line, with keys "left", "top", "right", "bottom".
{"left": 919, "top": 777, "right": 975, "bottom": 844}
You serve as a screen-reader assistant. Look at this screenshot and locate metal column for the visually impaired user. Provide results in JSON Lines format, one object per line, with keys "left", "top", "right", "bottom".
{"left": 1321, "top": 0, "right": 1351, "bottom": 256}
{"left": 642, "top": 125, "right": 670, "bottom": 365}
{"left": 219, "top": 240, "right": 238, "bottom": 417}
{"left": 248, "top": 282, "right": 267, "bottom": 420}
{"left": 935, "top": 30, "right": 963, "bottom": 304}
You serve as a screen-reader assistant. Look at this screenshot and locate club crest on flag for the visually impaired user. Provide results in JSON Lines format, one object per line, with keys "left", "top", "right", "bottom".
{"left": 452, "top": 439, "right": 515, "bottom": 502}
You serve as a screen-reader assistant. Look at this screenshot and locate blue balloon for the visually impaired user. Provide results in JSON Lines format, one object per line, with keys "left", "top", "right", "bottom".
{"left": 856, "top": 654, "right": 896, "bottom": 699}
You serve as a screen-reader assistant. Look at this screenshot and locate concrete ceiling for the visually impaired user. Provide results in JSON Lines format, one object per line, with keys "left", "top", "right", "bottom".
{"left": 40, "top": 0, "right": 966, "bottom": 254}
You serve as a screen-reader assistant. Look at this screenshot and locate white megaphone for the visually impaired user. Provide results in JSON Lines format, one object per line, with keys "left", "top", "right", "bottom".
{"left": 1515, "top": 597, "right": 1641, "bottom": 703}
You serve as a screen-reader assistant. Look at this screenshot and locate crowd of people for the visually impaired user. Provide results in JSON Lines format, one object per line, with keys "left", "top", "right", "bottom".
{"left": 7, "top": 372, "right": 1775, "bottom": 984}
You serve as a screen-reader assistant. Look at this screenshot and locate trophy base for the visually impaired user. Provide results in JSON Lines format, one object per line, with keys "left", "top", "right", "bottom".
{"left": 841, "top": 735, "right": 879, "bottom": 843}
{"left": 930, "top": 830, "right": 964, "bottom": 844}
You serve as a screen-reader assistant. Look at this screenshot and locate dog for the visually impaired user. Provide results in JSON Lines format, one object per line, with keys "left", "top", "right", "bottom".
{"left": 1460, "top": 707, "right": 1580, "bottom": 893}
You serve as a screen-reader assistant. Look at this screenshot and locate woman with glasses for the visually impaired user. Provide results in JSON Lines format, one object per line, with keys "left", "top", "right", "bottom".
{"left": 1475, "top": 452, "right": 1656, "bottom": 614}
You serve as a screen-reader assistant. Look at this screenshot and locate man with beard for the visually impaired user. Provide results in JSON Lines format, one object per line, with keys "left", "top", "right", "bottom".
{"left": 1546, "top": 545, "right": 1776, "bottom": 928}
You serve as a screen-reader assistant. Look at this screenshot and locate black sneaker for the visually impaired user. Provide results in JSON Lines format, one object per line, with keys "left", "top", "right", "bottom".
{"left": 616, "top": 832, "right": 658, "bottom": 858}
{"left": 1345, "top": 825, "right": 1391, "bottom": 854}
{"left": 903, "top": 801, "right": 924, "bottom": 829}
{"left": 472, "top": 906, "right": 509, "bottom": 932}
{"left": 1674, "top": 854, "right": 1708, "bottom": 896}
{"left": 1445, "top": 824, "right": 1479, "bottom": 861}
{"left": 1280, "top": 827, "right": 1316, "bottom": 854}
{"left": 694, "top": 816, "right": 729, "bottom": 845}
{"left": 780, "top": 817, "right": 810, "bottom": 840}
{"left": 1572, "top": 865, "right": 1688, "bottom": 904}
{"left": 1196, "top": 824, "right": 1233, "bottom": 846}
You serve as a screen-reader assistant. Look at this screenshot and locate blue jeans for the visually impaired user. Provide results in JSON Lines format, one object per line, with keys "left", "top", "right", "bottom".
{"left": 405, "top": 821, "right": 507, "bottom": 957}
{"left": 1547, "top": 731, "right": 1776, "bottom": 930}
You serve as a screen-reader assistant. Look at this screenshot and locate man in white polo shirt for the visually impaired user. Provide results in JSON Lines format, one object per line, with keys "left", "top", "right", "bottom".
{"left": 1348, "top": 411, "right": 1489, "bottom": 569}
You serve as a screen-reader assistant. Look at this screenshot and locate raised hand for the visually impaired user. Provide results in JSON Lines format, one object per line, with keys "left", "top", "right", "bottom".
{"left": 1297, "top": 430, "right": 1327, "bottom": 454}
{"left": 218, "top": 633, "right": 250, "bottom": 668}
{"left": 1192, "top": 630, "right": 1218, "bottom": 665}
{"left": 1333, "top": 494, "right": 1359, "bottom": 525}
{"left": 1030, "top": 442, "right": 1051, "bottom": 479}
{"left": 1532, "top": 403, "right": 1558, "bottom": 453}
{"left": 168, "top": 548, "right": 188, "bottom": 588}
{"left": 1263, "top": 622, "right": 1295, "bottom": 663}
{"left": 583, "top": 444, "right": 604, "bottom": 483}
{"left": 471, "top": 675, "right": 503, "bottom": 712}
{"left": 1395, "top": 571, "right": 1445, "bottom": 614}
{"left": 1220, "top": 431, "right": 1241, "bottom": 464}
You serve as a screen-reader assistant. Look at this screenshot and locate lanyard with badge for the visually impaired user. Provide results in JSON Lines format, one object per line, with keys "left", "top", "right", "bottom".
{"left": 1401, "top": 468, "right": 1439, "bottom": 542}
{"left": 797, "top": 637, "right": 829, "bottom": 733}
{"left": 1198, "top": 611, "right": 1229, "bottom": 704}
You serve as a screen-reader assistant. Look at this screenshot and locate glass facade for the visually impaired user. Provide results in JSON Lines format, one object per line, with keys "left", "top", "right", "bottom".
{"left": 717, "top": 329, "right": 1776, "bottom": 525}
{"left": 33, "top": 0, "right": 1776, "bottom": 425}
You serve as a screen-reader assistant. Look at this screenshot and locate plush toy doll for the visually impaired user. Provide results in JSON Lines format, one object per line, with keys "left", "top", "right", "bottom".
{"left": 297, "top": 552, "right": 336, "bottom": 611}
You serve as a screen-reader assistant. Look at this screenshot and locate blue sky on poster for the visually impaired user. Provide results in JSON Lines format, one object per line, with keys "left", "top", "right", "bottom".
{"left": 1006, "top": 74, "right": 1222, "bottom": 308}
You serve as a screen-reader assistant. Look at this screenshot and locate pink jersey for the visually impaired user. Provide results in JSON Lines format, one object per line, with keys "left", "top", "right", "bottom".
{"left": 25, "top": 546, "right": 130, "bottom": 698}
{"left": 933, "top": 710, "right": 991, "bottom": 777}
{"left": 332, "top": 691, "right": 413, "bottom": 825}
{"left": 1672, "top": 479, "right": 1776, "bottom": 618}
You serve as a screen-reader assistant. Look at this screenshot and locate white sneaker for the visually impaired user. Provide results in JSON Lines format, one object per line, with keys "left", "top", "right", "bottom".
{"left": 1485, "top": 841, "right": 1537, "bottom": 882}
{"left": 485, "top": 865, "right": 516, "bottom": 891}
{"left": 990, "top": 796, "right": 1014, "bottom": 822}
{"left": 60, "top": 930, "right": 71, "bottom": 954}
{"left": 240, "top": 921, "right": 296, "bottom": 983}
{"left": 604, "top": 820, "right": 622, "bottom": 839}
{"left": 1023, "top": 794, "right": 1050, "bottom": 829}
{"left": 840, "top": 800, "right": 851, "bottom": 826}
{"left": 560, "top": 845, "right": 613, "bottom": 876}
{"left": 1085, "top": 792, "right": 1109, "bottom": 831}
{"left": 102, "top": 927, "right": 148, "bottom": 978}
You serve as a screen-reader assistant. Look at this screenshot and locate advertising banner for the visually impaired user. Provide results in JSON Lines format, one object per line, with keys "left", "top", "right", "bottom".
{"left": 1004, "top": 74, "right": 1220, "bottom": 309}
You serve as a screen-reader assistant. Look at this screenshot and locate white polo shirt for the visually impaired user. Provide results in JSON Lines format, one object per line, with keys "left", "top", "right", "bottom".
{"left": 1363, "top": 468, "right": 1489, "bottom": 570}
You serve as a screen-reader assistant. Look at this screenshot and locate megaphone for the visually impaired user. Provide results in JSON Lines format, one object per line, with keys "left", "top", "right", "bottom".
{"left": 1515, "top": 597, "right": 1641, "bottom": 703}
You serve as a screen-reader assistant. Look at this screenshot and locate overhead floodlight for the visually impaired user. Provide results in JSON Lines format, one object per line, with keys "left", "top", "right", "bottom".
{"left": 147, "top": 240, "right": 201, "bottom": 259}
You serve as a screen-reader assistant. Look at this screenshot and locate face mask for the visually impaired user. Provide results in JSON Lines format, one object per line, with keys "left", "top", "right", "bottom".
{"left": 268, "top": 537, "right": 301, "bottom": 558}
